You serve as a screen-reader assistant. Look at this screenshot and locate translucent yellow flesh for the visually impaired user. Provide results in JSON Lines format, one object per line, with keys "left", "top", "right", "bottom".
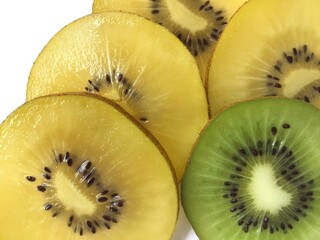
{"left": 208, "top": 0, "right": 320, "bottom": 115}
{"left": 0, "top": 95, "right": 178, "bottom": 240}
{"left": 92, "top": 0, "right": 247, "bottom": 82}
{"left": 27, "top": 12, "right": 208, "bottom": 182}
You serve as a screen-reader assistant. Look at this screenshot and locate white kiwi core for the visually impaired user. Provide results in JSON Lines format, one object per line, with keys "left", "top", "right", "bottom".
{"left": 248, "top": 164, "right": 291, "bottom": 214}
{"left": 283, "top": 69, "right": 320, "bottom": 97}
{"left": 166, "top": 0, "right": 208, "bottom": 33}
{"left": 54, "top": 171, "right": 97, "bottom": 215}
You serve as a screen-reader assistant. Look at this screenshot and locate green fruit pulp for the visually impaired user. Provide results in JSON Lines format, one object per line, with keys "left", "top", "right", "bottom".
{"left": 182, "top": 98, "right": 320, "bottom": 240}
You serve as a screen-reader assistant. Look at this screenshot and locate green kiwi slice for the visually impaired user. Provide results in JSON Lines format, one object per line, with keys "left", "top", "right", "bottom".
{"left": 208, "top": 0, "right": 320, "bottom": 115}
{"left": 0, "top": 94, "right": 178, "bottom": 240}
{"left": 182, "top": 98, "right": 320, "bottom": 239}
{"left": 92, "top": 0, "right": 247, "bottom": 81}
{"left": 26, "top": 12, "right": 209, "bottom": 182}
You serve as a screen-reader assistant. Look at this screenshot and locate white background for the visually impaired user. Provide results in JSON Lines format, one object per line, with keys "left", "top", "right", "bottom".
{"left": 0, "top": 1, "right": 198, "bottom": 239}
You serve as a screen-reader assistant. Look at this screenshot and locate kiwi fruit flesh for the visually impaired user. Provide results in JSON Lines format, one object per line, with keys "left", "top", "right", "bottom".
{"left": 92, "top": 0, "right": 247, "bottom": 82}
{"left": 182, "top": 98, "right": 320, "bottom": 240}
{"left": 294, "top": 79, "right": 320, "bottom": 108}
{"left": 208, "top": 0, "right": 320, "bottom": 115}
{"left": 26, "top": 12, "right": 209, "bottom": 182}
{"left": 0, "top": 94, "right": 178, "bottom": 240}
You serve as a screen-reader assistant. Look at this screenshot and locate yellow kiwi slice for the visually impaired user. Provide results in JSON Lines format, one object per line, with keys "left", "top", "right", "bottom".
{"left": 294, "top": 79, "right": 320, "bottom": 108}
{"left": 92, "top": 0, "right": 247, "bottom": 82}
{"left": 27, "top": 12, "right": 209, "bottom": 182}
{"left": 208, "top": 0, "right": 320, "bottom": 115}
{"left": 0, "top": 94, "right": 178, "bottom": 240}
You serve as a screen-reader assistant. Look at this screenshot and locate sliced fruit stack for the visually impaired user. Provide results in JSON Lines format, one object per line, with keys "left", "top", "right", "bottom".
{"left": 92, "top": 0, "right": 248, "bottom": 81}
{"left": 27, "top": 12, "right": 208, "bottom": 182}
{"left": 1, "top": 8, "right": 209, "bottom": 240}
{"left": 1, "top": 0, "right": 320, "bottom": 239}
{"left": 181, "top": 0, "right": 320, "bottom": 239}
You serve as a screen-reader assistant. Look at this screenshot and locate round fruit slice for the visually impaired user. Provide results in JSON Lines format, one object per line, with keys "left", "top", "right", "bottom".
{"left": 208, "top": 0, "right": 320, "bottom": 115}
{"left": 182, "top": 98, "right": 320, "bottom": 240}
{"left": 92, "top": 0, "right": 247, "bottom": 82}
{"left": 0, "top": 94, "right": 178, "bottom": 240}
{"left": 27, "top": 12, "right": 209, "bottom": 182}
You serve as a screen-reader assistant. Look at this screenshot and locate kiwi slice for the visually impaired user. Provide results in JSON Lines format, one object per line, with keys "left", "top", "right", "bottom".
{"left": 182, "top": 98, "right": 320, "bottom": 239}
{"left": 92, "top": 0, "right": 247, "bottom": 81}
{"left": 26, "top": 12, "right": 209, "bottom": 182}
{"left": 208, "top": 0, "right": 320, "bottom": 115}
{"left": 0, "top": 94, "right": 178, "bottom": 239}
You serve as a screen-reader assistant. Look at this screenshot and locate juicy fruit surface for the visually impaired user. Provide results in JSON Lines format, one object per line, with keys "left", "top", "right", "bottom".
{"left": 92, "top": 0, "right": 247, "bottom": 81}
{"left": 0, "top": 94, "right": 178, "bottom": 240}
{"left": 294, "top": 79, "right": 320, "bottom": 108}
{"left": 208, "top": 0, "right": 320, "bottom": 115}
{"left": 182, "top": 98, "right": 320, "bottom": 240}
{"left": 27, "top": 12, "right": 209, "bottom": 182}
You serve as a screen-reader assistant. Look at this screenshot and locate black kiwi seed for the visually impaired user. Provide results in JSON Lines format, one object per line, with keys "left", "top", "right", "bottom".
{"left": 101, "top": 190, "right": 109, "bottom": 195}
{"left": 230, "top": 207, "right": 237, "bottom": 212}
{"left": 77, "top": 160, "right": 91, "bottom": 174}
{"left": 67, "top": 158, "right": 73, "bottom": 167}
{"left": 250, "top": 148, "right": 258, "bottom": 156}
{"left": 98, "top": 197, "right": 108, "bottom": 202}
{"left": 44, "top": 204, "right": 53, "bottom": 210}
{"left": 26, "top": 176, "right": 36, "bottom": 182}
{"left": 106, "top": 74, "right": 111, "bottom": 84}
{"left": 230, "top": 198, "right": 238, "bottom": 204}
{"left": 42, "top": 173, "right": 51, "bottom": 180}
{"left": 88, "top": 80, "right": 100, "bottom": 92}
{"left": 68, "top": 215, "right": 74, "bottom": 227}
{"left": 103, "top": 215, "right": 112, "bottom": 221}
{"left": 116, "top": 201, "right": 124, "bottom": 207}
{"left": 37, "top": 185, "right": 46, "bottom": 192}
{"left": 27, "top": 152, "right": 125, "bottom": 236}
{"left": 87, "top": 220, "right": 93, "bottom": 228}
{"left": 87, "top": 177, "right": 95, "bottom": 187}
{"left": 239, "top": 148, "right": 246, "bottom": 155}
{"left": 269, "top": 226, "right": 274, "bottom": 234}
{"left": 140, "top": 117, "right": 149, "bottom": 123}
{"left": 305, "top": 191, "right": 314, "bottom": 196}
{"left": 235, "top": 166, "right": 242, "bottom": 172}
{"left": 58, "top": 154, "right": 63, "bottom": 163}
{"left": 243, "top": 225, "right": 249, "bottom": 233}
{"left": 52, "top": 212, "right": 59, "bottom": 218}
{"left": 104, "top": 223, "right": 111, "bottom": 229}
